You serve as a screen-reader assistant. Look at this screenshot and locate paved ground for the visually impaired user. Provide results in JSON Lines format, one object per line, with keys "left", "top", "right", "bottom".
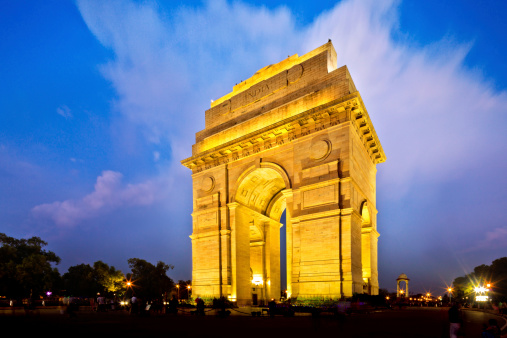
{"left": 0, "top": 306, "right": 505, "bottom": 337}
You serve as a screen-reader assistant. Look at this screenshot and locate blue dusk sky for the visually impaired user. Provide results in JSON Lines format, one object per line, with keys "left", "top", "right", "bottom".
{"left": 1, "top": 0, "right": 506, "bottom": 295}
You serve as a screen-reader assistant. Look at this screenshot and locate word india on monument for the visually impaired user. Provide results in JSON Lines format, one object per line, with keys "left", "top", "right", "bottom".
{"left": 182, "top": 41, "right": 386, "bottom": 306}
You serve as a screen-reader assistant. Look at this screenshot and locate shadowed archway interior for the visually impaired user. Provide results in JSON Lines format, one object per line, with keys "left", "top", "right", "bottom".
{"left": 233, "top": 167, "right": 287, "bottom": 304}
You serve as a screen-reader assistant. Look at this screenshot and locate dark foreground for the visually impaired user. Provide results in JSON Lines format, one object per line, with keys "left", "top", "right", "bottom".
{"left": 1, "top": 306, "right": 505, "bottom": 338}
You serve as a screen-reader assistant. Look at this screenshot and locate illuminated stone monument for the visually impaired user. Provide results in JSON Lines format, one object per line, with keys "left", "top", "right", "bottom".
{"left": 396, "top": 273, "right": 409, "bottom": 298}
{"left": 181, "top": 41, "right": 386, "bottom": 305}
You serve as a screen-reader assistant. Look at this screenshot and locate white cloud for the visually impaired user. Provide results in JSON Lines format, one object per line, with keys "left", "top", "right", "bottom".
{"left": 302, "top": 0, "right": 507, "bottom": 197}
{"left": 56, "top": 105, "right": 72, "bottom": 118}
{"left": 32, "top": 170, "right": 156, "bottom": 227}
{"left": 461, "top": 227, "right": 507, "bottom": 253}
{"left": 153, "top": 151, "right": 160, "bottom": 162}
{"left": 75, "top": 0, "right": 507, "bottom": 193}
{"left": 70, "top": 0, "right": 507, "bottom": 252}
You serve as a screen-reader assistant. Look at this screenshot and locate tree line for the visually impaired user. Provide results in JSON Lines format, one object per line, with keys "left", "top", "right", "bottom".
{"left": 0, "top": 233, "right": 181, "bottom": 301}
{"left": 452, "top": 257, "right": 507, "bottom": 303}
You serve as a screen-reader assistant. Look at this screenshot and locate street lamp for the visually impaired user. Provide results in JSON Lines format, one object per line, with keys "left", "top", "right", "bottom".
{"left": 448, "top": 288, "right": 453, "bottom": 302}
{"left": 176, "top": 284, "right": 180, "bottom": 301}
{"left": 187, "top": 285, "right": 191, "bottom": 300}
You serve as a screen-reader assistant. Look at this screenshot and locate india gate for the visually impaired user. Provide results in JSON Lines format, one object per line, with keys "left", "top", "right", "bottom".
{"left": 181, "top": 41, "right": 385, "bottom": 305}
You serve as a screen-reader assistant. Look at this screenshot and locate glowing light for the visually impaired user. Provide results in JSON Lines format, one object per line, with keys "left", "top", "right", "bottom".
{"left": 251, "top": 275, "right": 263, "bottom": 285}
{"left": 476, "top": 295, "right": 488, "bottom": 302}
{"left": 475, "top": 286, "right": 488, "bottom": 294}
{"left": 125, "top": 277, "right": 136, "bottom": 289}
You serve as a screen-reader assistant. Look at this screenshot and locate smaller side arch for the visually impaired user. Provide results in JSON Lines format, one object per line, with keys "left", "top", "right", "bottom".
{"left": 360, "top": 200, "right": 371, "bottom": 226}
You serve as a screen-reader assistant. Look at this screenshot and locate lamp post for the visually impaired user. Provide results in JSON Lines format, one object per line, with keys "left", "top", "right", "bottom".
{"left": 448, "top": 288, "right": 452, "bottom": 303}
{"left": 187, "top": 285, "right": 191, "bottom": 300}
{"left": 176, "top": 284, "right": 180, "bottom": 301}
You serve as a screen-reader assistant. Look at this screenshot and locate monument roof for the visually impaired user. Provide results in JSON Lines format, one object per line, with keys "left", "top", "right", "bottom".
{"left": 182, "top": 41, "right": 386, "bottom": 170}
{"left": 397, "top": 273, "right": 409, "bottom": 280}
{"left": 211, "top": 40, "right": 337, "bottom": 108}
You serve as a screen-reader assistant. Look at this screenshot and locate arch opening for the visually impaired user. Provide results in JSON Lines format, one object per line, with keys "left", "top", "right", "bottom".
{"left": 234, "top": 167, "right": 288, "bottom": 305}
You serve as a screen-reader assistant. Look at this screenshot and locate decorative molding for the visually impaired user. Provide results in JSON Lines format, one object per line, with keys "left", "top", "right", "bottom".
{"left": 182, "top": 93, "right": 385, "bottom": 173}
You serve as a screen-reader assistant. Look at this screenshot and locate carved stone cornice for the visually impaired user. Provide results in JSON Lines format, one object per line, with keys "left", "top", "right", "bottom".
{"left": 181, "top": 92, "right": 385, "bottom": 173}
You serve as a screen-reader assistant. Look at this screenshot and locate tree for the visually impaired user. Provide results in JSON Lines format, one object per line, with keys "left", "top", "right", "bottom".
{"left": 0, "top": 233, "right": 61, "bottom": 299}
{"left": 62, "top": 263, "right": 100, "bottom": 297}
{"left": 471, "top": 264, "right": 491, "bottom": 284}
{"left": 452, "top": 276, "right": 468, "bottom": 301}
{"left": 452, "top": 257, "right": 507, "bottom": 303}
{"left": 62, "top": 261, "right": 126, "bottom": 297}
{"left": 127, "top": 258, "right": 174, "bottom": 300}
{"left": 93, "top": 261, "right": 125, "bottom": 295}
{"left": 490, "top": 257, "right": 507, "bottom": 302}
{"left": 176, "top": 279, "right": 192, "bottom": 300}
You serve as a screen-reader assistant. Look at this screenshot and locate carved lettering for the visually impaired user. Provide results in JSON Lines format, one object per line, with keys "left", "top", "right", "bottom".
{"left": 248, "top": 84, "right": 269, "bottom": 99}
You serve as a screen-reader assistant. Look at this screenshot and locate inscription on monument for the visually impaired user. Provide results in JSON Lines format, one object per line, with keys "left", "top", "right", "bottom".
{"left": 248, "top": 84, "right": 269, "bottom": 99}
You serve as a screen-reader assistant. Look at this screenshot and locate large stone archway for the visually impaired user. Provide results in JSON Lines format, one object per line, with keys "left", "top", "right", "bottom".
{"left": 182, "top": 41, "right": 386, "bottom": 305}
{"left": 230, "top": 165, "right": 288, "bottom": 304}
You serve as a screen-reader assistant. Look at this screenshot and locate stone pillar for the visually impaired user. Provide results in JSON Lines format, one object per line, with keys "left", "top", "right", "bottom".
{"left": 220, "top": 228, "right": 231, "bottom": 297}
{"left": 264, "top": 219, "right": 281, "bottom": 301}
{"left": 341, "top": 209, "right": 364, "bottom": 296}
{"left": 282, "top": 189, "right": 294, "bottom": 298}
{"left": 228, "top": 203, "right": 252, "bottom": 305}
{"left": 361, "top": 227, "right": 380, "bottom": 295}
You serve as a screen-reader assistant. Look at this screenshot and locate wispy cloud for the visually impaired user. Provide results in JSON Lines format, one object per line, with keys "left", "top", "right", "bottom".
{"left": 56, "top": 105, "right": 72, "bottom": 119}
{"left": 302, "top": 0, "right": 507, "bottom": 197}
{"left": 65, "top": 0, "right": 507, "bottom": 287}
{"left": 153, "top": 151, "right": 160, "bottom": 162}
{"left": 75, "top": 0, "right": 507, "bottom": 190}
{"left": 461, "top": 227, "right": 507, "bottom": 253}
{"left": 32, "top": 170, "right": 156, "bottom": 227}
